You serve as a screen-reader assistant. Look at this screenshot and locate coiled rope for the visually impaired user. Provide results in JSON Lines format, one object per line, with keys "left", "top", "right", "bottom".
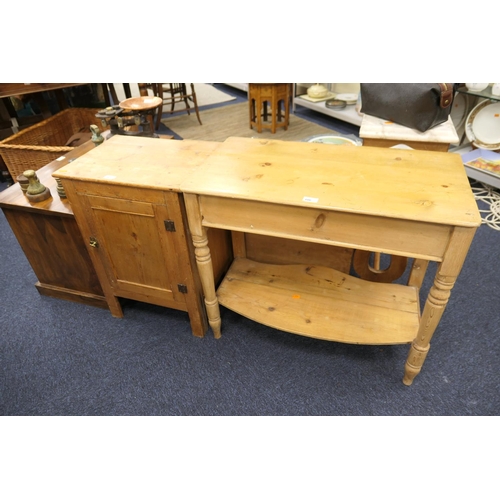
{"left": 471, "top": 180, "right": 500, "bottom": 231}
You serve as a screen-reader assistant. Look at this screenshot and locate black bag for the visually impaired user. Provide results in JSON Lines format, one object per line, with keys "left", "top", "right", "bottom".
{"left": 360, "top": 83, "right": 455, "bottom": 132}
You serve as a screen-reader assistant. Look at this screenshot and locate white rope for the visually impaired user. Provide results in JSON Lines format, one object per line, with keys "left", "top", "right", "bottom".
{"left": 470, "top": 180, "right": 500, "bottom": 231}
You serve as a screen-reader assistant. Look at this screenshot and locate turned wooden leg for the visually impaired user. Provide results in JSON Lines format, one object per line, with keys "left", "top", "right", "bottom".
{"left": 184, "top": 194, "right": 222, "bottom": 338}
{"left": 192, "top": 232, "right": 221, "bottom": 338}
{"left": 403, "top": 227, "right": 477, "bottom": 385}
{"left": 403, "top": 272, "right": 455, "bottom": 385}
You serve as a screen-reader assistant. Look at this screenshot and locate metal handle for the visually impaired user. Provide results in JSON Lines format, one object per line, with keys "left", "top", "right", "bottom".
{"left": 89, "top": 237, "right": 99, "bottom": 248}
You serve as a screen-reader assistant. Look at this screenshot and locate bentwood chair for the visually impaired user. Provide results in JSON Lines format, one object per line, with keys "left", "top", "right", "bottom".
{"left": 139, "top": 84, "right": 202, "bottom": 130}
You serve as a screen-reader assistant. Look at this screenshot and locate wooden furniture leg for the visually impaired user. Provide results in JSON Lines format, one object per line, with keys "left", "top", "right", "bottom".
{"left": 249, "top": 99, "right": 254, "bottom": 129}
{"left": 257, "top": 95, "right": 263, "bottom": 133}
{"left": 122, "top": 84, "right": 132, "bottom": 99}
{"left": 403, "top": 227, "right": 477, "bottom": 385}
{"left": 407, "top": 258, "right": 429, "bottom": 288}
{"left": 154, "top": 84, "right": 163, "bottom": 130}
{"left": 189, "top": 84, "right": 202, "bottom": 126}
{"left": 403, "top": 271, "right": 454, "bottom": 385}
{"left": 182, "top": 84, "right": 191, "bottom": 114}
{"left": 106, "top": 84, "right": 120, "bottom": 106}
{"left": 184, "top": 194, "right": 222, "bottom": 338}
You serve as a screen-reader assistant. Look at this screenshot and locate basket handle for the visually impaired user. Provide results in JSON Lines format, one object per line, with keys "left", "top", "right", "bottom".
{"left": 0, "top": 144, "right": 74, "bottom": 153}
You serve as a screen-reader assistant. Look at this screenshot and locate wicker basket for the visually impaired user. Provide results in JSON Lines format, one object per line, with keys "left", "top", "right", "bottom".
{"left": 0, "top": 107, "right": 108, "bottom": 180}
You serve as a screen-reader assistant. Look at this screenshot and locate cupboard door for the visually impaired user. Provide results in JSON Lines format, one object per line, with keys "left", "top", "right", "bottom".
{"left": 83, "top": 194, "right": 186, "bottom": 307}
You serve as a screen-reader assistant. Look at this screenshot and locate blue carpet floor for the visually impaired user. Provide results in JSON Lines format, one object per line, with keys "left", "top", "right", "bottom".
{"left": 1, "top": 181, "right": 499, "bottom": 416}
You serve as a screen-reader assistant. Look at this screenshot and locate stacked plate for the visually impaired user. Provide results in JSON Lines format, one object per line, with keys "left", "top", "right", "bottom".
{"left": 450, "top": 92, "right": 468, "bottom": 130}
{"left": 466, "top": 100, "right": 500, "bottom": 150}
{"left": 335, "top": 93, "right": 358, "bottom": 105}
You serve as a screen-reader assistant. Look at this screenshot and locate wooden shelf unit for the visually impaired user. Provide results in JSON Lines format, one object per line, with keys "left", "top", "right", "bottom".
{"left": 181, "top": 136, "right": 481, "bottom": 385}
{"left": 292, "top": 83, "right": 363, "bottom": 127}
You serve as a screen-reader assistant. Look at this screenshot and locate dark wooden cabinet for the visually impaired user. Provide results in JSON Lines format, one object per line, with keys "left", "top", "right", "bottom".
{"left": 0, "top": 141, "right": 107, "bottom": 308}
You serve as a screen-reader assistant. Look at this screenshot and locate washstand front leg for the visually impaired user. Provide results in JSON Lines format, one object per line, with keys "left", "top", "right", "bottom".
{"left": 184, "top": 194, "right": 222, "bottom": 339}
{"left": 403, "top": 227, "right": 477, "bottom": 386}
{"left": 403, "top": 272, "right": 456, "bottom": 385}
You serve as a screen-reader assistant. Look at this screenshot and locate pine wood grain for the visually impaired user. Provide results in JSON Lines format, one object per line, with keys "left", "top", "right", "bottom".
{"left": 55, "top": 135, "right": 221, "bottom": 191}
{"left": 56, "top": 136, "right": 232, "bottom": 338}
{"left": 217, "top": 258, "right": 420, "bottom": 345}
{"left": 197, "top": 194, "right": 452, "bottom": 261}
{"left": 181, "top": 137, "right": 480, "bottom": 227}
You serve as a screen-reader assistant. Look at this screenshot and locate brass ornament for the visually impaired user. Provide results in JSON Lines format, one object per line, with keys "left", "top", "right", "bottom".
{"left": 23, "top": 169, "right": 52, "bottom": 202}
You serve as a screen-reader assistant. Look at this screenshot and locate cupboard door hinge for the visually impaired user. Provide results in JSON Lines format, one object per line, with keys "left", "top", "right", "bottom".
{"left": 164, "top": 220, "right": 176, "bottom": 232}
{"left": 177, "top": 283, "right": 188, "bottom": 294}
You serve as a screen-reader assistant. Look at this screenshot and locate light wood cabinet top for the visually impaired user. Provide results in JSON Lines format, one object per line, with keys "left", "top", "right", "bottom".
{"left": 181, "top": 137, "right": 481, "bottom": 227}
{"left": 55, "top": 135, "right": 220, "bottom": 192}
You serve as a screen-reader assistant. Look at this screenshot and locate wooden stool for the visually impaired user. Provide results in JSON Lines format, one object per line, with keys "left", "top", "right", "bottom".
{"left": 249, "top": 83, "right": 290, "bottom": 134}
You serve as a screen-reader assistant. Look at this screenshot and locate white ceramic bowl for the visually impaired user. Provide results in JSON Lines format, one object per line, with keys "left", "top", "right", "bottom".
{"left": 307, "top": 84, "right": 329, "bottom": 99}
{"left": 465, "top": 83, "right": 489, "bottom": 92}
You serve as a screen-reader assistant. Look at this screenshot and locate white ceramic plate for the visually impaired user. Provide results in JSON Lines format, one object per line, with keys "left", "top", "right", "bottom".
{"left": 305, "top": 135, "right": 359, "bottom": 146}
{"left": 472, "top": 102, "right": 500, "bottom": 145}
{"left": 299, "top": 92, "right": 336, "bottom": 103}
{"left": 450, "top": 92, "right": 467, "bottom": 129}
{"left": 466, "top": 100, "right": 500, "bottom": 150}
{"left": 335, "top": 93, "right": 358, "bottom": 103}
